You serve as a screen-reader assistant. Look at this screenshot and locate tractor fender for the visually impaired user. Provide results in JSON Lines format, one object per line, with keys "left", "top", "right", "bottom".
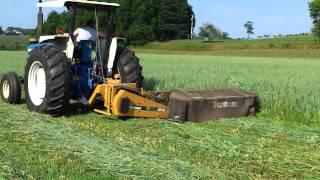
{"left": 107, "top": 37, "right": 118, "bottom": 77}
{"left": 37, "top": 35, "right": 74, "bottom": 60}
{"left": 27, "top": 43, "right": 48, "bottom": 53}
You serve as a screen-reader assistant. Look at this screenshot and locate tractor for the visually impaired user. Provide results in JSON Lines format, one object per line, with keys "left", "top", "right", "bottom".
{"left": 0, "top": 0, "right": 259, "bottom": 122}
{"left": 1, "top": 0, "right": 143, "bottom": 115}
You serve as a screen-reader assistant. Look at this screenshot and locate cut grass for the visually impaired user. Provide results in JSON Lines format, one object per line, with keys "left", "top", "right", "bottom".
{"left": 1, "top": 104, "right": 320, "bottom": 179}
{"left": 0, "top": 51, "right": 320, "bottom": 178}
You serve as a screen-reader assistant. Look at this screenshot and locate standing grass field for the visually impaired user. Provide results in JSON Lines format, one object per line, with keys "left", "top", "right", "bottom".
{"left": 135, "top": 36, "right": 320, "bottom": 58}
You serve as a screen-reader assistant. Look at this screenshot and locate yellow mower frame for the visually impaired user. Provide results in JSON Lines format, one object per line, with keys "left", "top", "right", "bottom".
{"left": 86, "top": 75, "right": 259, "bottom": 122}
{"left": 88, "top": 79, "right": 170, "bottom": 118}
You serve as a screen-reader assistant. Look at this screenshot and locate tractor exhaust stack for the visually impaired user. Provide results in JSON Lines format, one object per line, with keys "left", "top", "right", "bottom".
{"left": 37, "top": 0, "right": 43, "bottom": 37}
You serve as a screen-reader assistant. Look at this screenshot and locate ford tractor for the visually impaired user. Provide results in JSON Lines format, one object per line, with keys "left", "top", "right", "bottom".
{"left": 0, "top": 0, "right": 259, "bottom": 122}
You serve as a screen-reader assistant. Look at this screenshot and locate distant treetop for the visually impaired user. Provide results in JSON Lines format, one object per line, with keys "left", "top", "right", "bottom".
{"left": 309, "top": 0, "right": 320, "bottom": 42}
{"left": 42, "top": 0, "right": 195, "bottom": 45}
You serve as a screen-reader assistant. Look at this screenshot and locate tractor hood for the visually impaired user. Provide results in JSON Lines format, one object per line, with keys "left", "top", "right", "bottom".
{"left": 37, "top": 0, "right": 120, "bottom": 8}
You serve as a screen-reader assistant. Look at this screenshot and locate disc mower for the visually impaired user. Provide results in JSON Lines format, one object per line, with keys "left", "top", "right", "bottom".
{"left": 0, "top": 0, "right": 259, "bottom": 122}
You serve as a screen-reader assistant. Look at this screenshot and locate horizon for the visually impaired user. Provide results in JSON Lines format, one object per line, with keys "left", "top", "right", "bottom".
{"left": 0, "top": 0, "right": 314, "bottom": 38}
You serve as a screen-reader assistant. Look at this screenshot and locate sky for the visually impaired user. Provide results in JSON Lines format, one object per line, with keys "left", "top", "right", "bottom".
{"left": 0, "top": 0, "right": 314, "bottom": 38}
{"left": 189, "top": 0, "right": 313, "bottom": 37}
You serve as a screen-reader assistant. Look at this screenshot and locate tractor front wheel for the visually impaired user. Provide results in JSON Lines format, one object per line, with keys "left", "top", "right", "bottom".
{"left": 116, "top": 48, "right": 144, "bottom": 88}
{"left": 25, "top": 45, "right": 72, "bottom": 116}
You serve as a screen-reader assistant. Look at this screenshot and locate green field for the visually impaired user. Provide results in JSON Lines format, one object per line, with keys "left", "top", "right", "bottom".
{"left": 140, "top": 36, "right": 319, "bottom": 50}
{"left": 0, "top": 51, "right": 320, "bottom": 178}
{"left": 134, "top": 36, "right": 320, "bottom": 58}
{"left": 2, "top": 35, "right": 320, "bottom": 57}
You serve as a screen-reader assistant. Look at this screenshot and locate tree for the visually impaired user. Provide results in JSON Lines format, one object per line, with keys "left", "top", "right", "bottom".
{"left": 41, "top": 0, "right": 195, "bottom": 44}
{"left": 155, "top": 0, "right": 193, "bottom": 41}
{"left": 244, "top": 21, "right": 254, "bottom": 39}
{"left": 222, "top": 32, "right": 229, "bottom": 39}
{"left": 309, "top": 0, "right": 320, "bottom": 42}
{"left": 123, "top": 0, "right": 156, "bottom": 44}
{"left": 43, "top": 11, "right": 68, "bottom": 35}
{"left": 0, "top": 26, "right": 3, "bottom": 35}
{"left": 198, "top": 23, "right": 222, "bottom": 40}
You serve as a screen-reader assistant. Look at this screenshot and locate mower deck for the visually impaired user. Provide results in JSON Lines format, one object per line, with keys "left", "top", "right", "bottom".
{"left": 88, "top": 83, "right": 259, "bottom": 122}
{"left": 168, "top": 89, "right": 259, "bottom": 122}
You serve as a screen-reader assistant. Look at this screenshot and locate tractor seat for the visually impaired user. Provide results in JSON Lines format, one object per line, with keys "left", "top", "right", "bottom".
{"left": 74, "top": 40, "right": 96, "bottom": 65}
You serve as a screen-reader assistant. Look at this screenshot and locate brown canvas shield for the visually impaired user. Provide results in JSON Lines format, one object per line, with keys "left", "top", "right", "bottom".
{"left": 168, "top": 88, "right": 259, "bottom": 122}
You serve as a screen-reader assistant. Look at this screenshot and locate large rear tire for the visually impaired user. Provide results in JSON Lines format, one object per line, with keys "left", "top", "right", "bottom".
{"left": 0, "top": 72, "right": 21, "bottom": 104}
{"left": 116, "top": 48, "right": 143, "bottom": 88}
{"left": 25, "top": 45, "right": 72, "bottom": 116}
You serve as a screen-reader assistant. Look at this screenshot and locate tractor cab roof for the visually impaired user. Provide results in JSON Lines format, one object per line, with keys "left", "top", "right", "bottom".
{"left": 37, "top": 0, "right": 120, "bottom": 10}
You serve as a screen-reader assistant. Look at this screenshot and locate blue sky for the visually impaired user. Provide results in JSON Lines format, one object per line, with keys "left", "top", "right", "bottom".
{"left": 189, "top": 0, "right": 313, "bottom": 37}
{"left": 0, "top": 0, "right": 313, "bottom": 38}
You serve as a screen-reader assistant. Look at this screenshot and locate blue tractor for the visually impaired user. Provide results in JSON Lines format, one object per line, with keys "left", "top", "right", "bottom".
{"left": 0, "top": 0, "right": 143, "bottom": 116}
{"left": 0, "top": 0, "right": 259, "bottom": 122}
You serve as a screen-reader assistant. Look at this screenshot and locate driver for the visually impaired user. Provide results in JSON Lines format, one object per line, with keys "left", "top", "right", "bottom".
{"left": 73, "top": 19, "right": 106, "bottom": 43}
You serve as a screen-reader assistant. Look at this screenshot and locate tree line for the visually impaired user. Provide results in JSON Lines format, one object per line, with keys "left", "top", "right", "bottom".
{"left": 197, "top": 21, "right": 254, "bottom": 40}
{"left": 309, "top": 0, "right": 320, "bottom": 41}
{"left": 0, "top": 26, "right": 34, "bottom": 36}
{"left": 198, "top": 23, "right": 229, "bottom": 40}
{"left": 43, "top": 0, "right": 195, "bottom": 45}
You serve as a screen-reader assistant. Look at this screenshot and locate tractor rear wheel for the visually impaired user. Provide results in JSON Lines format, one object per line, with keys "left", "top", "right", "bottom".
{"left": 25, "top": 45, "right": 72, "bottom": 116}
{"left": 116, "top": 48, "right": 143, "bottom": 88}
{"left": 0, "top": 72, "right": 21, "bottom": 104}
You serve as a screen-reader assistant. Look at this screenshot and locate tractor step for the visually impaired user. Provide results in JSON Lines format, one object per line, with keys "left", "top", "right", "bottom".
{"left": 168, "top": 88, "right": 259, "bottom": 122}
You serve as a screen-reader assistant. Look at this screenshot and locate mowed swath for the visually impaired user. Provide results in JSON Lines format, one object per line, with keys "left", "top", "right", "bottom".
{"left": 0, "top": 51, "right": 320, "bottom": 179}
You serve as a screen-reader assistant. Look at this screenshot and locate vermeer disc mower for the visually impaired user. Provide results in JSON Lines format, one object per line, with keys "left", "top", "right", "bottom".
{"left": 0, "top": 0, "right": 259, "bottom": 122}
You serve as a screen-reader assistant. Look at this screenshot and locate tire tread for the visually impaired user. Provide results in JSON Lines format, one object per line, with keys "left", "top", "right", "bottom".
{"left": 25, "top": 45, "right": 71, "bottom": 116}
{"left": 116, "top": 48, "right": 143, "bottom": 88}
